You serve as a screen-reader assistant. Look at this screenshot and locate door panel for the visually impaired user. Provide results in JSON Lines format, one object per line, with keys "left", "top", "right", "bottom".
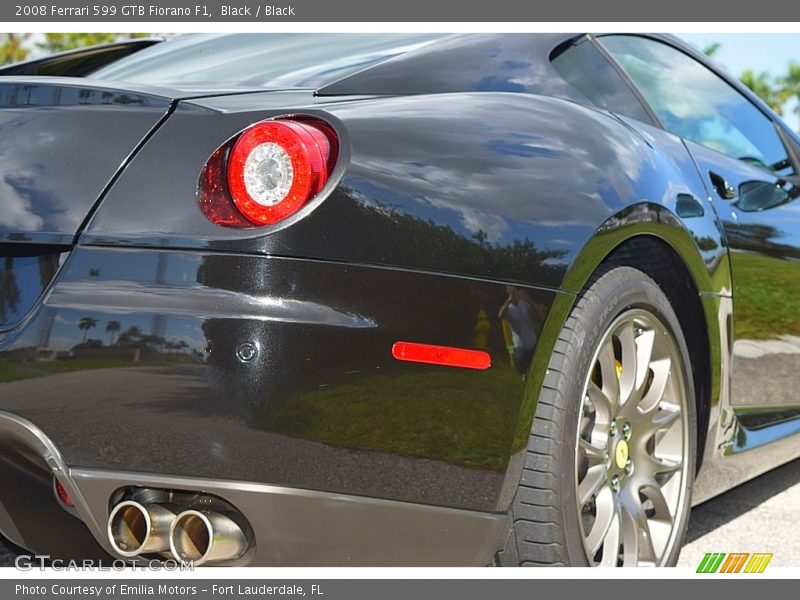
{"left": 687, "top": 140, "right": 800, "bottom": 408}
{"left": 598, "top": 34, "right": 800, "bottom": 410}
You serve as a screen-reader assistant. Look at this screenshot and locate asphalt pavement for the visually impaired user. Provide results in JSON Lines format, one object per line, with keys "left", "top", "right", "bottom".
{"left": 1, "top": 457, "right": 798, "bottom": 568}
{"left": 678, "top": 457, "right": 800, "bottom": 568}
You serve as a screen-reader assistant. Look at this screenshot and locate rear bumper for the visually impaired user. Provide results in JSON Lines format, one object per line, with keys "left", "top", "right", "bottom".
{"left": 0, "top": 245, "right": 557, "bottom": 563}
{"left": 0, "top": 410, "right": 505, "bottom": 565}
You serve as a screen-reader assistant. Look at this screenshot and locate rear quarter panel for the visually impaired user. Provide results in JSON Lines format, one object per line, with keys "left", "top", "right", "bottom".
{"left": 1, "top": 90, "right": 731, "bottom": 514}
{"left": 85, "top": 91, "right": 728, "bottom": 294}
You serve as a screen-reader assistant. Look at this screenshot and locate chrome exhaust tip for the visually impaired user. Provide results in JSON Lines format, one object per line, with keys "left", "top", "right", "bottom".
{"left": 107, "top": 500, "right": 175, "bottom": 557}
{"left": 169, "top": 510, "right": 247, "bottom": 565}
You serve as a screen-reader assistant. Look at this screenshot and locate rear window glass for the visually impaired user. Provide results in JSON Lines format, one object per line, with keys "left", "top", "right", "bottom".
{"left": 551, "top": 39, "right": 652, "bottom": 124}
{"left": 90, "top": 33, "right": 447, "bottom": 89}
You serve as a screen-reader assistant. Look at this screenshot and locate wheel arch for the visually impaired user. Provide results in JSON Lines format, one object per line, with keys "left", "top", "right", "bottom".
{"left": 506, "top": 203, "right": 727, "bottom": 508}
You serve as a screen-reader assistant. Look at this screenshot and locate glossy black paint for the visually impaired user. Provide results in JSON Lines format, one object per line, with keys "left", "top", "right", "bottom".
{"left": 0, "top": 39, "right": 163, "bottom": 77}
{"left": 318, "top": 33, "right": 587, "bottom": 99}
{"left": 0, "top": 246, "right": 553, "bottom": 512}
{"left": 0, "top": 245, "right": 66, "bottom": 331}
{"left": 85, "top": 90, "right": 728, "bottom": 295}
{"left": 0, "top": 79, "right": 170, "bottom": 245}
{"left": 688, "top": 143, "right": 800, "bottom": 400}
{"left": 1, "top": 33, "right": 800, "bottom": 559}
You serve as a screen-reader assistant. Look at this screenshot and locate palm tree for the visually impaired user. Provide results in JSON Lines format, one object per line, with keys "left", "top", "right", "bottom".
{"left": 38, "top": 254, "right": 59, "bottom": 289}
{"left": 740, "top": 69, "right": 785, "bottom": 115}
{"left": 1, "top": 257, "right": 20, "bottom": 325}
{"left": 106, "top": 320, "right": 121, "bottom": 346}
{"left": 779, "top": 61, "right": 800, "bottom": 122}
{"left": 702, "top": 42, "right": 721, "bottom": 58}
{"left": 126, "top": 325, "right": 143, "bottom": 338}
{"left": 34, "top": 254, "right": 61, "bottom": 347}
{"left": 78, "top": 317, "right": 98, "bottom": 343}
{"left": 117, "top": 325, "right": 142, "bottom": 347}
{"left": 0, "top": 33, "right": 31, "bottom": 65}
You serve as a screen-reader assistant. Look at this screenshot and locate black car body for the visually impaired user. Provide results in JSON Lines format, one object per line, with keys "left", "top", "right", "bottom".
{"left": 0, "top": 33, "right": 799, "bottom": 566}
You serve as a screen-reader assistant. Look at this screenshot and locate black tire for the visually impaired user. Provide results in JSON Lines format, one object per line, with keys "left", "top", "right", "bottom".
{"left": 496, "top": 265, "right": 697, "bottom": 567}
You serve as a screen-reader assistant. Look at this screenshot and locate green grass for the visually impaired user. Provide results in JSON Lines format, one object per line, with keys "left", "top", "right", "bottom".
{"left": 731, "top": 252, "right": 800, "bottom": 340}
{"left": 2, "top": 353, "right": 524, "bottom": 470}
{"left": 269, "top": 365, "right": 525, "bottom": 471}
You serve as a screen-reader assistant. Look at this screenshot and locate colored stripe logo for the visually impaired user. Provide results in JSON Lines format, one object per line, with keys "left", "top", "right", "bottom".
{"left": 697, "top": 552, "right": 773, "bottom": 573}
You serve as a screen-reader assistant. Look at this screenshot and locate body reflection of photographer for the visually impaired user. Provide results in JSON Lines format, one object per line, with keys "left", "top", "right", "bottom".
{"left": 498, "top": 285, "right": 542, "bottom": 377}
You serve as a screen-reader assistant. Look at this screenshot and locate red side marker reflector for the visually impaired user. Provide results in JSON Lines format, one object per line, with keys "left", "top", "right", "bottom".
{"left": 54, "top": 479, "right": 73, "bottom": 507}
{"left": 391, "top": 341, "right": 491, "bottom": 370}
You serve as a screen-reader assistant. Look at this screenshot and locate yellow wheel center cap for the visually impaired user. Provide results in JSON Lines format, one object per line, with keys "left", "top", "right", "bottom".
{"left": 614, "top": 439, "right": 629, "bottom": 469}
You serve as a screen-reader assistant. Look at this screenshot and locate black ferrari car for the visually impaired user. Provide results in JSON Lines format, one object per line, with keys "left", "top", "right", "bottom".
{"left": 0, "top": 33, "right": 799, "bottom": 567}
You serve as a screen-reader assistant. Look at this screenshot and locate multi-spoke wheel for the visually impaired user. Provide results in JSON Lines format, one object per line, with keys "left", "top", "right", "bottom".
{"left": 576, "top": 309, "right": 689, "bottom": 567}
{"left": 497, "top": 265, "right": 695, "bottom": 567}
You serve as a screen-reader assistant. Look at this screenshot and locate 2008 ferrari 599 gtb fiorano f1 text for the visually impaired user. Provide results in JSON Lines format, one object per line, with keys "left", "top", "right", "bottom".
{"left": 1, "top": 33, "right": 799, "bottom": 567}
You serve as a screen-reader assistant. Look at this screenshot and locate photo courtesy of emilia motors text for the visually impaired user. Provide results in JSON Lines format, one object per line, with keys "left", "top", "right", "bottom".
{"left": 2, "top": 0, "right": 800, "bottom": 596}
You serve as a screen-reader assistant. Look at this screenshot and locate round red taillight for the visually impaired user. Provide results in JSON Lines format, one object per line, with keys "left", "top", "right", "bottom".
{"left": 198, "top": 118, "right": 337, "bottom": 228}
{"left": 228, "top": 120, "right": 332, "bottom": 226}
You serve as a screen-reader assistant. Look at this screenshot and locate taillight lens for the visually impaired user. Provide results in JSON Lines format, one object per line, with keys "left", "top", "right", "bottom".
{"left": 54, "top": 478, "right": 74, "bottom": 507}
{"left": 199, "top": 118, "right": 338, "bottom": 228}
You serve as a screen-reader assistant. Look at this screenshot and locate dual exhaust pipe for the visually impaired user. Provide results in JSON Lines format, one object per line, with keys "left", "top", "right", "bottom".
{"left": 108, "top": 500, "right": 248, "bottom": 565}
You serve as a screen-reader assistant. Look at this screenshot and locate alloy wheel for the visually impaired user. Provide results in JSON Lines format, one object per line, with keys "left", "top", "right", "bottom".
{"left": 575, "top": 308, "right": 689, "bottom": 567}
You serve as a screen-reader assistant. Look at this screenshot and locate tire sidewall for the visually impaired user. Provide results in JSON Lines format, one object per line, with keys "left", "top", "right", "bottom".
{"left": 556, "top": 267, "right": 697, "bottom": 567}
